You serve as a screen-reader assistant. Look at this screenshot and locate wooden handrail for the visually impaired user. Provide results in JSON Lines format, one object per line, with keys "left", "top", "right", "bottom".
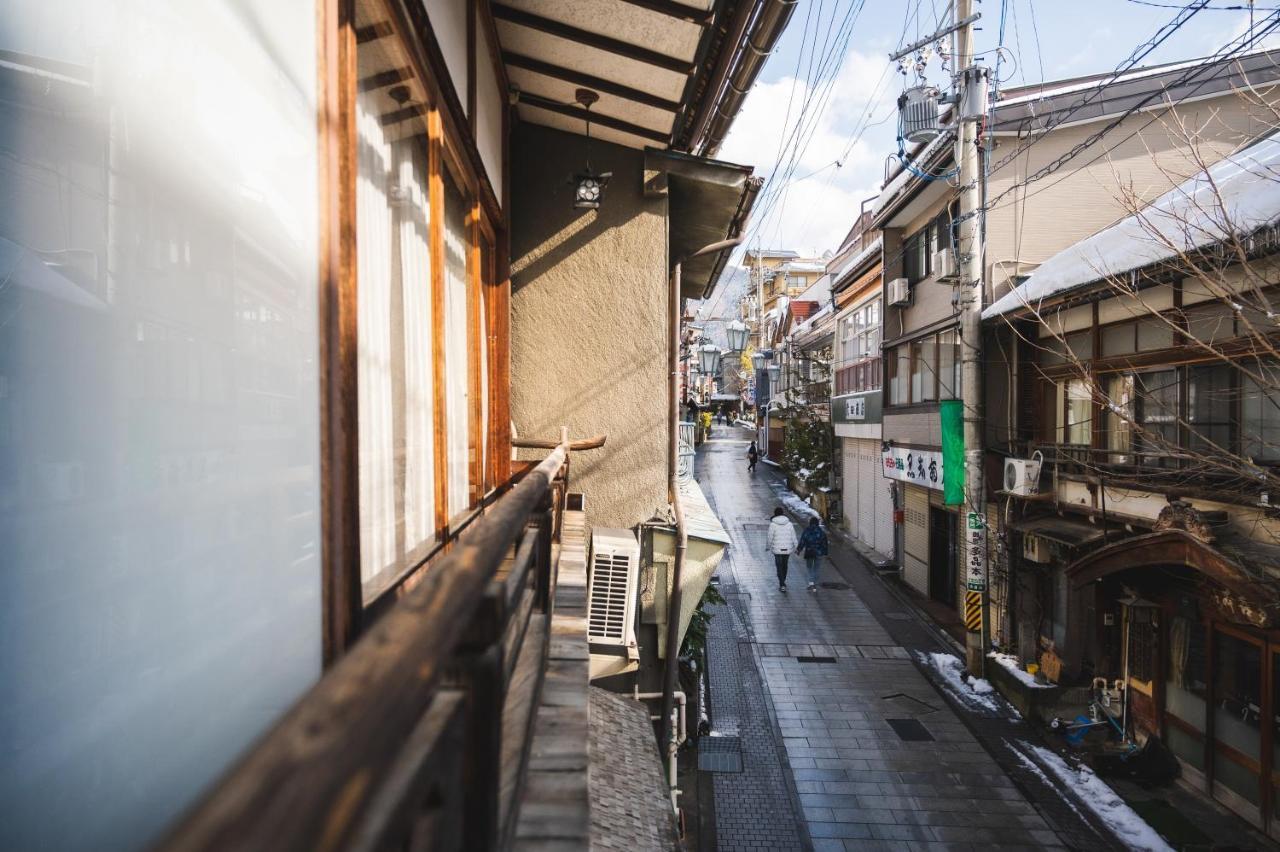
{"left": 511, "top": 434, "right": 607, "bottom": 451}
{"left": 155, "top": 444, "right": 572, "bottom": 852}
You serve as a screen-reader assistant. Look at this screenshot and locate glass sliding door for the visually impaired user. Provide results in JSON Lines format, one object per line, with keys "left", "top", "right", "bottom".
{"left": 1213, "top": 628, "right": 1264, "bottom": 822}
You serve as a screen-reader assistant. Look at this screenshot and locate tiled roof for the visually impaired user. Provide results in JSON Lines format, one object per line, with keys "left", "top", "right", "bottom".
{"left": 589, "top": 688, "right": 678, "bottom": 851}
{"left": 790, "top": 301, "right": 819, "bottom": 321}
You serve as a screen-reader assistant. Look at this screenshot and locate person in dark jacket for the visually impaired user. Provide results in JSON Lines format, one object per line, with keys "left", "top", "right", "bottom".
{"left": 798, "top": 517, "right": 829, "bottom": 591}
{"left": 747, "top": 441, "right": 759, "bottom": 472}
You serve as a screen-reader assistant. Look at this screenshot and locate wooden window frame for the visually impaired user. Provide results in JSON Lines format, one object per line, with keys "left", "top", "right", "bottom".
{"left": 320, "top": 0, "right": 513, "bottom": 651}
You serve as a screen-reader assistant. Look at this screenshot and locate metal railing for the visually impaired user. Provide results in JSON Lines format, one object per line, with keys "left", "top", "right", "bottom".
{"left": 156, "top": 438, "right": 582, "bottom": 852}
{"left": 1030, "top": 442, "right": 1273, "bottom": 499}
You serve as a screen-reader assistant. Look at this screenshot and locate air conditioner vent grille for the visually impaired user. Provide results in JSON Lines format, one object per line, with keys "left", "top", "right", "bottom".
{"left": 587, "top": 529, "right": 641, "bottom": 647}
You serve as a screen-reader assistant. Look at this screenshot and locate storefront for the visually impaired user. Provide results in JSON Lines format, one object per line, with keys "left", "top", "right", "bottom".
{"left": 1065, "top": 507, "right": 1280, "bottom": 838}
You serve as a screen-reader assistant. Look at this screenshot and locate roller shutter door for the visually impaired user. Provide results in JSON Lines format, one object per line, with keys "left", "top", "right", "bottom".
{"left": 841, "top": 439, "right": 859, "bottom": 534}
{"left": 855, "top": 441, "right": 878, "bottom": 548}
{"left": 902, "top": 485, "right": 930, "bottom": 595}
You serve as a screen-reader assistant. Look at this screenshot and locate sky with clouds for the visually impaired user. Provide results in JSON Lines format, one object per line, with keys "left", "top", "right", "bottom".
{"left": 717, "top": 0, "right": 1276, "bottom": 260}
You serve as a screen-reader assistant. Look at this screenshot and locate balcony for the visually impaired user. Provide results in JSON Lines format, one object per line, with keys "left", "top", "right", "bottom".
{"left": 1028, "top": 443, "right": 1276, "bottom": 506}
{"left": 156, "top": 439, "right": 599, "bottom": 852}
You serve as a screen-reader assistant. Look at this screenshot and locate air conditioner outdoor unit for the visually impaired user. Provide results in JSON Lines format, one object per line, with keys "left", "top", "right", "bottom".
{"left": 1023, "top": 533, "right": 1051, "bottom": 564}
{"left": 932, "top": 247, "right": 956, "bottom": 280}
{"left": 1004, "top": 453, "right": 1044, "bottom": 496}
{"left": 587, "top": 528, "right": 641, "bottom": 649}
{"left": 887, "top": 276, "right": 910, "bottom": 306}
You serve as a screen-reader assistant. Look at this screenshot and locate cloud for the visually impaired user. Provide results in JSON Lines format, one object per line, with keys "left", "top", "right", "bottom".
{"left": 719, "top": 43, "right": 901, "bottom": 255}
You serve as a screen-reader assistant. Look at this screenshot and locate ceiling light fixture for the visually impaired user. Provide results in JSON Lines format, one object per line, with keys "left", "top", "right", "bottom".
{"left": 572, "top": 88, "right": 611, "bottom": 210}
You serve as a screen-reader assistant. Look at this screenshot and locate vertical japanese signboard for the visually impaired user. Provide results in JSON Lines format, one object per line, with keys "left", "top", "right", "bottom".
{"left": 939, "top": 399, "right": 964, "bottom": 505}
{"left": 965, "top": 511, "right": 986, "bottom": 591}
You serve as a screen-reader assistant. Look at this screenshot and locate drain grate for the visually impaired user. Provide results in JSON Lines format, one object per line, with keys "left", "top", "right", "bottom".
{"left": 818, "top": 581, "right": 850, "bottom": 590}
{"left": 881, "top": 692, "right": 941, "bottom": 714}
{"left": 796, "top": 655, "right": 838, "bottom": 664}
{"left": 886, "top": 718, "right": 935, "bottom": 741}
{"left": 698, "top": 736, "right": 743, "bottom": 773}
{"left": 884, "top": 612, "right": 912, "bottom": 620}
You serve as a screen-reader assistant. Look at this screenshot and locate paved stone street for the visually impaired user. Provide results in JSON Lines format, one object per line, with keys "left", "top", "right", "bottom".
{"left": 696, "top": 426, "right": 1119, "bottom": 852}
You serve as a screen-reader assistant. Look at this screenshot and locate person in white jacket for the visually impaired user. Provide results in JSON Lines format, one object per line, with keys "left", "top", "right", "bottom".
{"left": 765, "top": 507, "right": 799, "bottom": 592}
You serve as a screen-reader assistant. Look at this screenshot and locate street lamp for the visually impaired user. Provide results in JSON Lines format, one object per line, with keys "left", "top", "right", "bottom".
{"left": 726, "top": 319, "right": 748, "bottom": 353}
{"left": 751, "top": 351, "right": 766, "bottom": 371}
{"left": 766, "top": 363, "right": 780, "bottom": 383}
{"left": 698, "top": 343, "right": 722, "bottom": 374}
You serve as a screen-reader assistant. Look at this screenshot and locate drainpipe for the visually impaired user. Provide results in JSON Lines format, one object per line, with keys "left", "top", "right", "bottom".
{"left": 662, "top": 236, "right": 745, "bottom": 786}
{"left": 686, "top": 0, "right": 800, "bottom": 157}
{"left": 634, "top": 687, "right": 687, "bottom": 812}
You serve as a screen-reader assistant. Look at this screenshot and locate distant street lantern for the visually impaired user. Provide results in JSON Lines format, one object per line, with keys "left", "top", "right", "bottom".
{"left": 751, "top": 351, "right": 766, "bottom": 371}
{"left": 726, "top": 320, "right": 748, "bottom": 353}
{"left": 698, "top": 343, "right": 722, "bottom": 374}
{"left": 766, "top": 363, "right": 780, "bottom": 383}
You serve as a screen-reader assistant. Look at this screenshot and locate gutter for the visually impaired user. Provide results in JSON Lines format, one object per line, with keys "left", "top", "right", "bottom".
{"left": 662, "top": 235, "right": 745, "bottom": 794}
{"left": 699, "top": 175, "right": 764, "bottom": 299}
{"left": 686, "top": 0, "right": 798, "bottom": 157}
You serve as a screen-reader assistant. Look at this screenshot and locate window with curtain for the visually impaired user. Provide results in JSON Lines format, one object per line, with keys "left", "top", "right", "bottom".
{"left": 443, "top": 169, "right": 472, "bottom": 519}
{"left": 356, "top": 86, "right": 437, "bottom": 590}
{"left": 1105, "top": 374, "right": 1134, "bottom": 462}
{"left": 1064, "top": 379, "right": 1092, "bottom": 445}
{"left": 938, "top": 330, "right": 959, "bottom": 399}
{"left": 918, "top": 335, "right": 938, "bottom": 401}
{"left": 889, "top": 345, "right": 909, "bottom": 405}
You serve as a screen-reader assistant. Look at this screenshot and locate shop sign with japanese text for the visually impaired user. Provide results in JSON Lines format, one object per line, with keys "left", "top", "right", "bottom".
{"left": 965, "top": 511, "right": 986, "bottom": 591}
{"left": 880, "top": 446, "right": 944, "bottom": 492}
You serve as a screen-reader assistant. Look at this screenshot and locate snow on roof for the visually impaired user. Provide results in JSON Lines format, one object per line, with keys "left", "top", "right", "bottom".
{"left": 830, "top": 237, "right": 882, "bottom": 285}
{"left": 778, "top": 261, "right": 826, "bottom": 273}
{"left": 984, "top": 130, "right": 1280, "bottom": 320}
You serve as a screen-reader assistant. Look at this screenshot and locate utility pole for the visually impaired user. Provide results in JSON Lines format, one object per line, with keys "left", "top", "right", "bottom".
{"left": 954, "top": 0, "right": 989, "bottom": 678}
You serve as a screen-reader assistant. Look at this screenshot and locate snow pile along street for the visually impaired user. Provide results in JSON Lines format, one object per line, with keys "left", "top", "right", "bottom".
{"left": 916, "top": 651, "right": 1006, "bottom": 716}
{"left": 989, "top": 652, "right": 1056, "bottom": 689}
{"left": 1012, "top": 742, "right": 1174, "bottom": 852}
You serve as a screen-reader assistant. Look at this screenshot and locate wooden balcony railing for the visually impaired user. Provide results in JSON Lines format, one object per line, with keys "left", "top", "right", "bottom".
{"left": 156, "top": 438, "right": 584, "bottom": 852}
{"left": 1030, "top": 442, "right": 1274, "bottom": 502}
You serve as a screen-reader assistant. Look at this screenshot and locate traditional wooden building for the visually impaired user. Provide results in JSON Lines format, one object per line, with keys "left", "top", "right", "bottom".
{"left": 985, "top": 129, "right": 1280, "bottom": 838}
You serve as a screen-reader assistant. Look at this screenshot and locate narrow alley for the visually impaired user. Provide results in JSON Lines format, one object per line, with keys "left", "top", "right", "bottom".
{"left": 696, "top": 425, "right": 1126, "bottom": 852}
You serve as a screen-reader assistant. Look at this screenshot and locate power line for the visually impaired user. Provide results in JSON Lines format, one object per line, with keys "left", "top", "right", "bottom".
{"left": 983, "top": 12, "right": 1280, "bottom": 213}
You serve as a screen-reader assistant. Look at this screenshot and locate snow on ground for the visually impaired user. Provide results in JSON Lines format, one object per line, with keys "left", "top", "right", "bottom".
{"left": 989, "top": 652, "right": 1056, "bottom": 689}
{"left": 1013, "top": 742, "right": 1173, "bottom": 852}
{"left": 916, "top": 651, "right": 1007, "bottom": 716}
{"left": 771, "top": 486, "right": 821, "bottom": 521}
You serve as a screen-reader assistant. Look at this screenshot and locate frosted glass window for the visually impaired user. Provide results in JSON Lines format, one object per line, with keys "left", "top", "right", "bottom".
{"left": 444, "top": 171, "right": 472, "bottom": 517}
{"left": 355, "top": 82, "right": 437, "bottom": 593}
{"left": 0, "top": 3, "right": 321, "bottom": 850}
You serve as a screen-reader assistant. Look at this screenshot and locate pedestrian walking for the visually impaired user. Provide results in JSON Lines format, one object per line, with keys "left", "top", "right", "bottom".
{"left": 747, "top": 441, "right": 759, "bottom": 473}
{"left": 798, "top": 517, "right": 829, "bottom": 591}
{"left": 766, "top": 507, "right": 798, "bottom": 592}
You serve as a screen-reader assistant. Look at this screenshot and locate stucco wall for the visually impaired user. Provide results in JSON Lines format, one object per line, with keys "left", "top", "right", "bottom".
{"left": 509, "top": 123, "right": 669, "bottom": 530}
